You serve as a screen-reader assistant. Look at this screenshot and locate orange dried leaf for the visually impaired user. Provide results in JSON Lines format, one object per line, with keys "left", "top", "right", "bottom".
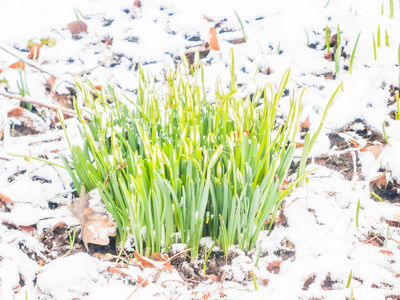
{"left": 267, "top": 260, "right": 282, "bottom": 274}
{"left": 107, "top": 266, "right": 131, "bottom": 277}
{"left": 209, "top": 28, "right": 219, "bottom": 51}
{"left": 205, "top": 274, "right": 218, "bottom": 281}
{"left": 28, "top": 43, "right": 43, "bottom": 60}
{"left": 295, "top": 142, "right": 304, "bottom": 148}
{"left": 380, "top": 249, "right": 393, "bottom": 255}
{"left": 18, "top": 225, "right": 36, "bottom": 233}
{"left": 202, "top": 291, "right": 211, "bottom": 299}
{"left": 349, "top": 139, "right": 359, "bottom": 148}
{"left": 134, "top": 250, "right": 156, "bottom": 268}
{"left": 9, "top": 61, "right": 25, "bottom": 70}
{"left": 137, "top": 275, "right": 149, "bottom": 287}
{"left": 300, "top": 116, "right": 311, "bottom": 130}
{"left": 45, "top": 76, "right": 57, "bottom": 93}
{"left": 0, "top": 193, "right": 13, "bottom": 203}
{"left": 52, "top": 222, "right": 67, "bottom": 230}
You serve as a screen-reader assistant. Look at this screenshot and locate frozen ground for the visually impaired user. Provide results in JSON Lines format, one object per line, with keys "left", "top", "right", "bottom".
{"left": 1, "top": 0, "right": 400, "bottom": 299}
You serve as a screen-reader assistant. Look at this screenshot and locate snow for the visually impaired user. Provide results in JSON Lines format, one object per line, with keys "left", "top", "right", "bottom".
{"left": 1, "top": 0, "right": 400, "bottom": 299}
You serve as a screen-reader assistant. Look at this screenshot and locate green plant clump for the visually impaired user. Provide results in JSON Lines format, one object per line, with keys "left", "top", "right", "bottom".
{"left": 61, "top": 51, "right": 332, "bottom": 258}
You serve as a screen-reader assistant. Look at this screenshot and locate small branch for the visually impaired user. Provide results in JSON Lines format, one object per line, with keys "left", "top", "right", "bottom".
{"left": 0, "top": 91, "right": 77, "bottom": 116}
{"left": 0, "top": 44, "right": 76, "bottom": 87}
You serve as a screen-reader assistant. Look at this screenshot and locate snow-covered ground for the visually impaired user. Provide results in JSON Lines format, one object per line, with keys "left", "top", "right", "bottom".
{"left": 1, "top": 0, "right": 400, "bottom": 299}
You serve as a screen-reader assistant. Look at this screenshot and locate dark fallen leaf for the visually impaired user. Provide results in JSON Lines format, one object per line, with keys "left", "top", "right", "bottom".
{"left": 267, "top": 261, "right": 282, "bottom": 274}
{"left": 70, "top": 187, "right": 117, "bottom": 251}
{"left": 228, "top": 37, "right": 245, "bottom": 44}
{"left": 67, "top": 20, "right": 88, "bottom": 37}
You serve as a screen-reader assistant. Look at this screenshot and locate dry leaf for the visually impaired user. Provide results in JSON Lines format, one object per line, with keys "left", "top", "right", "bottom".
{"left": 8, "top": 61, "right": 25, "bottom": 70}
{"left": 70, "top": 187, "right": 117, "bottom": 251}
{"left": 360, "top": 144, "right": 382, "bottom": 159}
{"left": 300, "top": 115, "right": 311, "bottom": 131}
{"left": 67, "top": 20, "right": 88, "bottom": 37}
{"left": 52, "top": 221, "right": 67, "bottom": 230}
{"left": 295, "top": 142, "right": 304, "bottom": 148}
{"left": 370, "top": 171, "right": 387, "bottom": 188}
{"left": 45, "top": 76, "right": 57, "bottom": 93}
{"left": 137, "top": 275, "right": 149, "bottom": 287}
{"left": 134, "top": 250, "right": 157, "bottom": 268}
{"left": 302, "top": 273, "right": 316, "bottom": 290}
{"left": 380, "top": 249, "right": 393, "bottom": 255}
{"left": 266, "top": 260, "right": 282, "bottom": 274}
{"left": 7, "top": 107, "right": 48, "bottom": 136}
{"left": 324, "top": 72, "right": 335, "bottom": 80}
{"left": 107, "top": 266, "right": 131, "bottom": 277}
{"left": 0, "top": 193, "right": 14, "bottom": 212}
{"left": 28, "top": 43, "right": 43, "bottom": 60}
{"left": 349, "top": 139, "right": 359, "bottom": 148}
{"left": 0, "top": 192, "right": 13, "bottom": 203}
{"left": 228, "top": 37, "right": 245, "bottom": 44}
{"left": 205, "top": 274, "right": 218, "bottom": 281}
{"left": 209, "top": 28, "right": 219, "bottom": 51}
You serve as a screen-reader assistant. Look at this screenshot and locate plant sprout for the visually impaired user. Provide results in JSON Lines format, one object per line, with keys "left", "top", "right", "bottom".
{"left": 372, "top": 32, "right": 377, "bottom": 60}
{"left": 349, "top": 31, "right": 361, "bottom": 74}
{"left": 356, "top": 198, "right": 360, "bottom": 228}
{"left": 234, "top": 9, "right": 247, "bottom": 43}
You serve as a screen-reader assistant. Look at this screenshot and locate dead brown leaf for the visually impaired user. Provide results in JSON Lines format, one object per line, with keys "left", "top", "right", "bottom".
{"left": 302, "top": 273, "right": 316, "bottom": 290}
{"left": 300, "top": 115, "right": 311, "bottom": 131}
{"left": 209, "top": 28, "right": 219, "bottom": 51}
{"left": 360, "top": 144, "right": 382, "bottom": 159}
{"left": 137, "top": 275, "right": 149, "bottom": 287}
{"left": 45, "top": 76, "right": 57, "bottom": 94}
{"left": 67, "top": 20, "right": 88, "bottom": 37}
{"left": 370, "top": 171, "right": 387, "bottom": 188}
{"left": 228, "top": 37, "right": 245, "bottom": 44}
{"left": 70, "top": 187, "right": 117, "bottom": 251}
{"left": 28, "top": 43, "right": 43, "bottom": 60}
{"left": 266, "top": 260, "right": 282, "bottom": 274}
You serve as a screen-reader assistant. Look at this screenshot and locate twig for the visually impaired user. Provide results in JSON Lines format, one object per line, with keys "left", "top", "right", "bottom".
{"left": 0, "top": 91, "right": 77, "bottom": 116}
{"left": 126, "top": 248, "right": 192, "bottom": 300}
{"left": 0, "top": 44, "right": 76, "bottom": 86}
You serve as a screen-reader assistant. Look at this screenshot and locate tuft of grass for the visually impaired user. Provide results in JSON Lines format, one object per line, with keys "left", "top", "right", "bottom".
{"left": 60, "top": 51, "right": 334, "bottom": 258}
{"left": 384, "top": 224, "right": 390, "bottom": 247}
{"left": 372, "top": 32, "right": 377, "bottom": 60}
{"left": 349, "top": 31, "right": 361, "bottom": 74}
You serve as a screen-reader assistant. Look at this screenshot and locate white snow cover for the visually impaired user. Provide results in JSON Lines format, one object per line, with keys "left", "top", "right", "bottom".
{"left": 1, "top": 0, "right": 400, "bottom": 299}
